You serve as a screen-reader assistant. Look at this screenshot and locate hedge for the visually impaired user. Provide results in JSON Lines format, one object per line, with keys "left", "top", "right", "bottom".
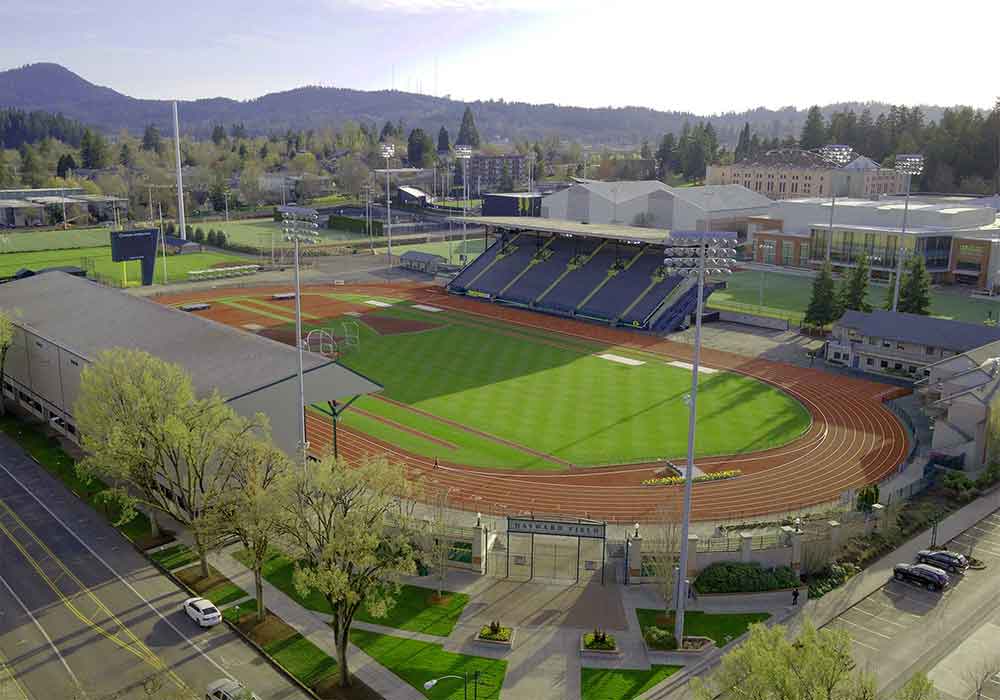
{"left": 693, "top": 561, "right": 798, "bottom": 594}
{"left": 327, "top": 214, "right": 382, "bottom": 236}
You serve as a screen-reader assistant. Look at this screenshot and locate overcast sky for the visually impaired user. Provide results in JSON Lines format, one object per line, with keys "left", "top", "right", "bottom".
{"left": 2, "top": 0, "right": 996, "bottom": 115}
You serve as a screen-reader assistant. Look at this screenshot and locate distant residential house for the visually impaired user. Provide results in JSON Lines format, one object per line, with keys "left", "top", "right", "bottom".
{"left": 826, "top": 309, "right": 1000, "bottom": 380}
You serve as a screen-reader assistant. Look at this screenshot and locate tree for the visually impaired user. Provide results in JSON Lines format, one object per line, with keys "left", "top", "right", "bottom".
{"left": 885, "top": 273, "right": 896, "bottom": 310}
{"left": 211, "top": 436, "right": 291, "bottom": 623}
{"left": 499, "top": 160, "right": 514, "bottom": 191}
{"left": 141, "top": 124, "right": 162, "bottom": 153}
{"left": 276, "top": 456, "right": 420, "bottom": 688}
{"left": 420, "top": 487, "right": 454, "bottom": 599}
{"left": 962, "top": 655, "right": 1000, "bottom": 700}
{"left": 56, "top": 153, "right": 77, "bottom": 179}
{"left": 379, "top": 120, "right": 396, "bottom": 142}
{"left": 896, "top": 673, "right": 938, "bottom": 700}
{"left": 643, "top": 502, "right": 683, "bottom": 620}
{"left": 80, "top": 128, "right": 109, "bottom": 169}
{"left": 18, "top": 144, "right": 46, "bottom": 187}
{"left": 0, "top": 310, "right": 13, "bottom": 416}
{"left": 655, "top": 133, "right": 676, "bottom": 178}
{"left": 75, "top": 349, "right": 266, "bottom": 577}
{"left": 437, "top": 126, "right": 450, "bottom": 154}
{"left": 800, "top": 106, "right": 827, "bottom": 150}
{"left": 457, "top": 106, "right": 481, "bottom": 148}
{"left": 692, "top": 622, "right": 874, "bottom": 700}
{"left": 119, "top": 142, "right": 133, "bottom": 167}
{"left": 840, "top": 255, "right": 872, "bottom": 313}
{"left": 407, "top": 128, "right": 430, "bottom": 167}
{"left": 211, "top": 125, "right": 226, "bottom": 146}
{"left": 898, "top": 254, "right": 932, "bottom": 315}
{"left": 805, "top": 261, "right": 841, "bottom": 326}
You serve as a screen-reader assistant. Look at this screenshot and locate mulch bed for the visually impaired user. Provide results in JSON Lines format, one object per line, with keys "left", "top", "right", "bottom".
{"left": 134, "top": 532, "right": 175, "bottom": 551}
{"left": 175, "top": 564, "right": 225, "bottom": 592}
{"left": 361, "top": 313, "right": 438, "bottom": 335}
{"left": 257, "top": 327, "right": 302, "bottom": 347}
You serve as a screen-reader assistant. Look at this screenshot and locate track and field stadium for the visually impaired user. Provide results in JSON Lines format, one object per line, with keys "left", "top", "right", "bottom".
{"left": 155, "top": 280, "right": 909, "bottom": 523}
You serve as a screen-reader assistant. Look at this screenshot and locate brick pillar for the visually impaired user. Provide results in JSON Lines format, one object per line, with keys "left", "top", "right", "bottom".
{"left": 740, "top": 532, "right": 753, "bottom": 563}
{"left": 628, "top": 536, "right": 642, "bottom": 582}
{"left": 828, "top": 520, "right": 842, "bottom": 551}
{"left": 871, "top": 503, "right": 885, "bottom": 531}
{"left": 686, "top": 534, "right": 699, "bottom": 577}
{"left": 471, "top": 522, "right": 487, "bottom": 575}
{"left": 790, "top": 529, "right": 803, "bottom": 579}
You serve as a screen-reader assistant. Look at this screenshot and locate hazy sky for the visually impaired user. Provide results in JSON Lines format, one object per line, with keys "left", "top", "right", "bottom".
{"left": 2, "top": 0, "right": 996, "bottom": 114}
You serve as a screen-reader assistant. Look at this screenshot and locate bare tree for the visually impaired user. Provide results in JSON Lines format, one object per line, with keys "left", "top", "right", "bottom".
{"left": 963, "top": 654, "right": 1000, "bottom": 700}
{"left": 643, "top": 502, "right": 683, "bottom": 616}
{"left": 420, "top": 486, "right": 454, "bottom": 599}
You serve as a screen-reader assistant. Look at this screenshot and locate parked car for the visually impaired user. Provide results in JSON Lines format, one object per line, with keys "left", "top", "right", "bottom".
{"left": 893, "top": 563, "right": 950, "bottom": 591}
{"left": 205, "top": 678, "right": 261, "bottom": 700}
{"left": 916, "top": 549, "right": 968, "bottom": 573}
{"left": 183, "top": 597, "right": 222, "bottom": 627}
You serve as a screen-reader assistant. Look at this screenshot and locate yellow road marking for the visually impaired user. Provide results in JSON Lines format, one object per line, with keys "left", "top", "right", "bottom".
{"left": 0, "top": 648, "right": 30, "bottom": 700}
{"left": 0, "top": 498, "right": 191, "bottom": 696}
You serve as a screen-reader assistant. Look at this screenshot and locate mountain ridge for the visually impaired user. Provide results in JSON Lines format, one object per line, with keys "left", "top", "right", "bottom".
{"left": 0, "top": 62, "right": 962, "bottom": 146}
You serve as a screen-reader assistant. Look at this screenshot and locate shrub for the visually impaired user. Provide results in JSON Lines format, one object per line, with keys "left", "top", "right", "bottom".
{"left": 856, "top": 484, "right": 879, "bottom": 512}
{"left": 975, "top": 463, "right": 1000, "bottom": 490}
{"left": 165, "top": 221, "right": 175, "bottom": 235}
{"left": 805, "top": 562, "right": 858, "bottom": 599}
{"left": 941, "top": 471, "right": 977, "bottom": 503}
{"left": 693, "top": 561, "right": 799, "bottom": 594}
{"left": 642, "top": 470, "right": 742, "bottom": 487}
{"left": 479, "top": 620, "right": 511, "bottom": 642}
{"left": 643, "top": 626, "right": 677, "bottom": 650}
{"left": 193, "top": 227, "right": 205, "bottom": 242}
{"left": 584, "top": 629, "right": 617, "bottom": 651}
{"left": 207, "top": 230, "right": 218, "bottom": 246}
{"left": 216, "top": 231, "right": 227, "bottom": 247}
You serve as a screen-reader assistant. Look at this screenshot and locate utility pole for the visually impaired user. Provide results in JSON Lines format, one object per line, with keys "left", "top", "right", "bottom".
{"left": 172, "top": 101, "right": 187, "bottom": 240}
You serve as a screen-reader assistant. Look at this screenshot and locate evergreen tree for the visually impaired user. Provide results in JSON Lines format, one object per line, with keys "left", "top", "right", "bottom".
{"left": 841, "top": 255, "right": 872, "bottom": 313}
{"left": 0, "top": 151, "right": 15, "bottom": 188}
{"left": 379, "top": 120, "right": 396, "bottom": 142}
{"left": 804, "top": 261, "right": 840, "bottom": 326}
{"left": 17, "top": 144, "right": 46, "bottom": 187}
{"left": 230, "top": 122, "right": 247, "bottom": 140}
{"left": 655, "top": 133, "right": 676, "bottom": 178}
{"left": 456, "top": 106, "right": 481, "bottom": 148}
{"left": 407, "top": 128, "right": 430, "bottom": 167}
{"left": 885, "top": 273, "right": 896, "bottom": 310}
{"left": 141, "top": 124, "right": 161, "bottom": 152}
{"left": 56, "top": 153, "right": 77, "bottom": 178}
{"left": 119, "top": 142, "right": 133, "bottom": 167}
{"left": 80, "top": 128, "right": 109, "bottom": 169}
{"left": 211, "top": 125, "right": 227, "bottom": 145}
{"left": 437, "top": 126, "right": 450, "bottom": 153}
{"left": 898, "top": 254, "right": 932, "bottom": 315}
{"left": 800, "top": 106, "right": 827, "bottom": 150}
{"left": 734, "top": 122, "right": 751, "bottom": 161}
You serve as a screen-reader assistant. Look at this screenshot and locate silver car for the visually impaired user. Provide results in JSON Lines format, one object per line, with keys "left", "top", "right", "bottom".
{"left": 206, "top": 678, "right": 261, "bottom": 700}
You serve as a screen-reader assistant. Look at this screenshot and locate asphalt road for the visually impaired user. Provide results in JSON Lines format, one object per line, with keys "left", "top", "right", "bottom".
{"left": 0, "top": 434, "right": 307, "bottom": 700}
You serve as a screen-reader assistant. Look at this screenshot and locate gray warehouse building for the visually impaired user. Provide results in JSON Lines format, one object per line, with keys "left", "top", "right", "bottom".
{"left": 0, "top": 272, "right": 381, "bottom": 456}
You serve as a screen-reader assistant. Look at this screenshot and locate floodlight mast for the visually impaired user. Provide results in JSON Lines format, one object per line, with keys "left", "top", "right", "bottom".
{"left": 172, "top": 101, "right": 187, "bottom": 240}
{"left": 381, "top": 144, "right": 395, "bottom": 265}
{"left": 891, "top": 154, "right": 925, "bottom": 312}
{"left": 456, "top": 145, "right": 473, "bottom": 259}
{"left": 818, "top": 144, "right": 853, "bottom": 262}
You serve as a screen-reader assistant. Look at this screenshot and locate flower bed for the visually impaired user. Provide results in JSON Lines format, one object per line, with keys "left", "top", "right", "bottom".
{"left": 475, "top": 622, "right": 515, "bottom": 649}
{"left": 642, "top": 470, "right": 741, "bottom": 487}
{"left": 580, "top": 630, "right": 620, "bottom": 656}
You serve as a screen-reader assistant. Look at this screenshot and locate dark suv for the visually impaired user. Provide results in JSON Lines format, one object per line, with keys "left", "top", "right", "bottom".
{"left": 916, "top": 549, "right": 968, "bottom": 573}
{"left": 893, "top": 563, "right": 949, "bottom": 591}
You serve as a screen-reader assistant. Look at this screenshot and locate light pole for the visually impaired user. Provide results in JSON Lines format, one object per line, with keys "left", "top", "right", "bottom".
{"left": 381, "top": 143, "right": 395, "bottom": 264}
{"left": 892, "top": 154, "right": 925, "bottom": 312}
{"left": 818, "top": 144, "right": 853, "bottom": 263}
{"left": 424, "top": 672, "right": 478, "bottom": 700}
{"left": 757, "top": 239, "right": 775, "bottom": 308}
{"left": 455, "top": 145, "right": 472, "bottom": 263}
{"left": 281, "top": 205, "right": 319, "bottom": 468}
{"left": 662, "top": 231, "right": 737, "bottom": 647}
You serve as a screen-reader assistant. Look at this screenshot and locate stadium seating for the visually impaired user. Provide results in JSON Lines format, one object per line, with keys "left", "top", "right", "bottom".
{"left": 650, "top": 283, "right": 723, "bottom": 333}
{"left": 619, "top": 274, "right": 682, "bottom": 326}
{"left": 577, "top": 248, "right": 661, "bottom": 321}
{"left": 447, "top": 236, "right": 506, "bottom": 292}
{"left": 468, "top": 235, "right": 545, "bottom": 296}
{"left": 499, "top": 236, "right": 594, "bottom": 305}
{"left": 538, "top": 242, "right": 619, "bottom": 313}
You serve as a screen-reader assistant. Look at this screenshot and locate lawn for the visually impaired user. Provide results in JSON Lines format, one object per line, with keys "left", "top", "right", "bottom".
{"left": 223, "top": 598, "right": 257, "bottom": 623}
{"left": 234, "top": 549, "right": 469, "bottom": 636}
{"left": 375, "top": 238, "right": 486, "bottom": 263}
{"left": 203, "top": 581, "right": 249, "bottom": 607}
{"left": 349, "top": 629, "right": 506, "bottom": 700}
{"left": 0, "top": 245, "right": 249, "bottom": 284}
{"left": 711, "top": 269, "right": 1000, "bottom": 325}
{"left": 0, "top": 227, "right": 110, "bottom": 252}
{"left": 149, "top": 544, "right": 198, "bottom": 570}
{"left": 635, "top": 609, "right": 771, "bottom": 647}
{"left": 213, "top": 217, "right": 371, "bottom": 250}
{"left": 581, "top": 666, "right": 681, "bottom": 700}
{"left": 434, "top": 198, "right": 482, "bottom": 210}
{"left": 264, "top": 632, "right": 339, "bottom": 688}
{"left": 329, "top": 305, "right": 811, "bottom": 468}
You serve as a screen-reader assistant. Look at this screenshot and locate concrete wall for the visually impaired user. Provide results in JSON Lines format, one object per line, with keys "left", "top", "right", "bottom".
{"left": 717, "top": 310, "right": 790, "bottom": 331}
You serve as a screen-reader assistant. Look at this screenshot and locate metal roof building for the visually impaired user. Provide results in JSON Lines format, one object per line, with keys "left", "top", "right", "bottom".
{"left": 0, "top": 272, "right": 381, "bottom": 455}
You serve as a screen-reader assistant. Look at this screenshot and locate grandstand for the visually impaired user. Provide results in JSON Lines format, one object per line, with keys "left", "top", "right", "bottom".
{"left": 448, "top": 217, "right": 726, "bottom": 333}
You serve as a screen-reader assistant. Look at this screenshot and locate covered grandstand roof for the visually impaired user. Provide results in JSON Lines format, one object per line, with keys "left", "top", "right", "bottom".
{"left": 462, "top": 216, "right": 671, "bottom": 243}
{"left": 0, "top": 272, "right": 382, "bottom": 401}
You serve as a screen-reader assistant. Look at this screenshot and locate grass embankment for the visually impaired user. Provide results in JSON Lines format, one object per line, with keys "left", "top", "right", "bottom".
{"left": 235, "top": 549, "right": 470, "bottom": 636}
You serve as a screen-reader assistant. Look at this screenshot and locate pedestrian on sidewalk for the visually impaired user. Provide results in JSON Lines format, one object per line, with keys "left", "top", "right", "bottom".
{"left": 792, "top": 587, "right": 800, "bottom": 606}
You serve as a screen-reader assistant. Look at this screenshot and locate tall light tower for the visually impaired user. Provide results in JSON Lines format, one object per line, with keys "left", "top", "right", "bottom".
{"left": 280, "top": 205, "right": 319, "bottom": 468}
{"left": 381, "top": 143, "right": 395, "bottom": 263}
{"left": 818, "top": 144, "right": 854, "bottom": 262}
{"left": 172, "top": 101, "right": 187, "bottom": 240}
{"left": 892, "top": 154, "right": 925, "bottom": 312}
{"left": 455, "top": 145, "right": 472, "bottom": 261}
{"left": 661, "top": 231, "right": 737, "bottom": 647}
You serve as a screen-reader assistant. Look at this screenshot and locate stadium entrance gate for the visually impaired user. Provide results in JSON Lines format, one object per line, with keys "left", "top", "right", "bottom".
{"left": 490, "top": 516, "right": 607, "bottom": 585}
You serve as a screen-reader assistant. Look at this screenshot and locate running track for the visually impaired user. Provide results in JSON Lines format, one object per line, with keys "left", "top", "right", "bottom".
{"left": 155, "top": 282, "right": 910, "bottom": 523}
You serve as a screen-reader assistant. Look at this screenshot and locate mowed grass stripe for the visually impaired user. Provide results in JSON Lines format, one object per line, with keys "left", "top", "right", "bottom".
{"left": 335, "top": 310, "right": 811, "bottom": 468}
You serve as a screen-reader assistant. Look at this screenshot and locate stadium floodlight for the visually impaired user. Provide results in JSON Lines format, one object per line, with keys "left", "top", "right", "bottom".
{"left": 661, "top": 230, "right": 737, "bottom": 646}
{"left": 814, "top": 144, "right": 854, "bottom": 262}
{"left": 891, "top": 154, "right": 925, "bottom": 312}
{"left": 381, "top": 144, "right": 396, "bottom": 263}
{"left": 455, "top": 145, "right": 473, "bottom": 259}
{"left": 281, "top": 205, "right": 320, "bottom": 468}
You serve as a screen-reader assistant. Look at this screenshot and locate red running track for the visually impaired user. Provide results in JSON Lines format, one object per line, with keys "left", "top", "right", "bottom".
{"left": 157, "top": 282, "right": 910, "bottom": 523}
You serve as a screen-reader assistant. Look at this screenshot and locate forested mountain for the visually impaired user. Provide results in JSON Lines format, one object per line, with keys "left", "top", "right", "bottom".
{"left": 0, "top": 63, "right": 965, "bottom": 147}
{"left": 0, "top": 107, "right": 87, "bottom": 148}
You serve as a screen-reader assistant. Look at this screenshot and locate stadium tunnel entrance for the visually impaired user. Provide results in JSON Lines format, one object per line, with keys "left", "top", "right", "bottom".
{"left": 488, "top": 516, "right": 608, "bottom": 585}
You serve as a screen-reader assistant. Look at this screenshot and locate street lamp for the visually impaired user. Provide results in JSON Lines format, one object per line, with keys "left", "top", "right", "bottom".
{"left": 281, "top": 205, "right": 319, "bottom": 468}
{"left": 662, "top": 231, "right": 737, "bottom": 647}
{"left": 818, "top": 144, "right": 853, "bottom": 262}
{"left": 381, "top": 143, "right": 395, "bottom": 264}
{"left": 891, "top": 154, "right": 924, "bottom": 312}
{"left": 424, "top": 672, "right": 479, "bottom": 700}
{"left": 455, "top": 145, "right": 473, "bottom": 263}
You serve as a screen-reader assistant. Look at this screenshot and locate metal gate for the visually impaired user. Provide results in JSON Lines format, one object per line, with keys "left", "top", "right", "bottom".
{"left": 487, "top": 516, "right": 608, "bottom": 585}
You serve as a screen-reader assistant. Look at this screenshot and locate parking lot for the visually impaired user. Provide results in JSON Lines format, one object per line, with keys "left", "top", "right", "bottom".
{"left": 823, "top": 510, "right": 1000, "bottom": 691}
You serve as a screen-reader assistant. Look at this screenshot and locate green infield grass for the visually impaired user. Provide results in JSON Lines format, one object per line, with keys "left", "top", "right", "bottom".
{"left": 303, "top": 303, "right": 812, "bottom": 469}
{"left": 711, "top": 269, "right": 1000, "bottom": 325}
{"left": 0, "top": 227, "right": 110, "bottom": 252}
